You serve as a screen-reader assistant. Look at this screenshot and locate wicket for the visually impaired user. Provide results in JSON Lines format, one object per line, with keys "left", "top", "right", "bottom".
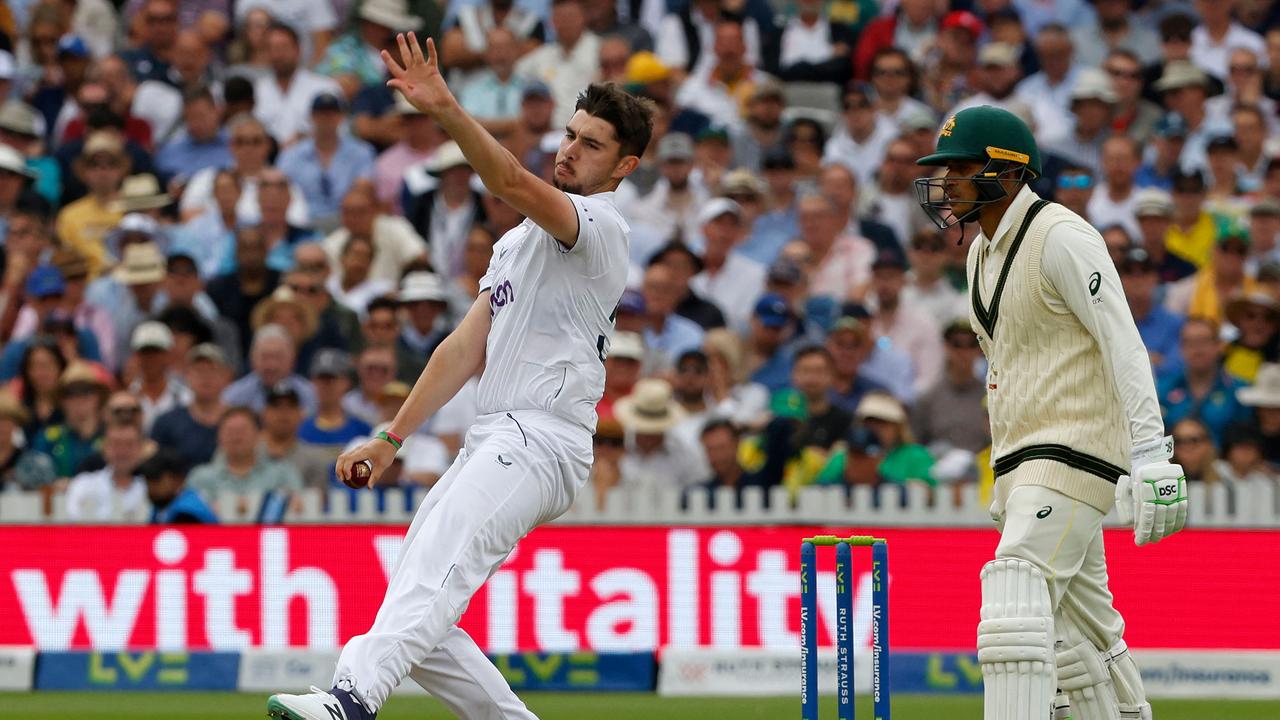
{"left": 800, "top": 535, "right": 890, "bottom": 720}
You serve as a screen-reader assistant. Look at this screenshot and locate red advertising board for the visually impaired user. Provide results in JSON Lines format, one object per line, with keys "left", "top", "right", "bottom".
{"left": 0, "top": 526, "right": 1274, "bottom": 652}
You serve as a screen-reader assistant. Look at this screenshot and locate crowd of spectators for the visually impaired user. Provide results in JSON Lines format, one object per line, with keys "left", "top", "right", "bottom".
{"left": 0, "top": 0, "right": 1277, "bottom": 524}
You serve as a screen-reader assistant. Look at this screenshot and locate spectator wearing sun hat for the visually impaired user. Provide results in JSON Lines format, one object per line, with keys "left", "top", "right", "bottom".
{"left": 615, "top": 377, "right": 706, "bottom": 490}
{"left": 31, "top": 361, "right": 109, "bottom": 481}
{"left": 55, "top": 131, "right": 129, "bottom": 276}
{"left": 1235, "top": 363, "right": 1280, "bottom": 465}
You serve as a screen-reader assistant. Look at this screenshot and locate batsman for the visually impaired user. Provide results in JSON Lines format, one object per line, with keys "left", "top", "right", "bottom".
{"left": 914, "top": 106, "right": 1188, "bottom": 720}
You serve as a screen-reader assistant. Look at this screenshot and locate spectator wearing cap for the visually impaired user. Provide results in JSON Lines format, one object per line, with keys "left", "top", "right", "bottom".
{"left": 856, "top": 391, "right": 934, "bottom": 486}
{"left": 11, "top": 250, "right": 115, "bottom": 369}
{"left": 128, "top": 321, "right": 192, "bottom": 432}
{"left": 729, "top": 79, "right": 786, "bottom": 174}
{"left": 1189, "top": 0, "right": 1266, "bottom": 81}
{"left": 1165, "top": 170, "right": 1216, "bottom": 268}
{"left": 598, "top": 330, "right": 646, "bottom": 421}
{"left": 0, "top": 100, "right": 58, "bottom": 206}
{"left": 1119, "top": 247, "right": 1185, "bottom": 382}
{"left": 615, "top": 377, "right": 706, "bottom": 490}
{"left": 151, "top": 343, "right": 230, "bottom": 467}
{"left": 157, "top": 249, "right": 241, "bottom": 361}
{"left": 188, "top": 405, "right": 304, "bottom": 503}
{"left": 668, "top": 348, "right": 716, "bottom": 460}
{"left": 457, "top": 27, "right": 527, "bottom": 134}
{"left": 325, "top": 182, "right": 428, "bottom": 286}
{"left": 316, "top": 0, "right": 422, "bottom": 91}
{"left": 1236, "top": 363, "right": 1280, "bottom": 465}
{"left": 1135, "top": 112, "right": 1189, "bottom": 191}
{"left": 278, "top": 93, "right": 376, "bottom": 231}
{"left": 1041, "top": 68, "right": 1117, "bottom": 175}
{"left": 1158, "top": 317, "right": 1250, "bottom": 447}
{"left": 396, "top": 271, "right": 451, "bottom": 368}
{"left": 0, "top": 264, "right": 104, "bottom": 379}
{"left": 65, "top": 419, "right": 150, "bottom": 522}
{"left": 853, "top": 0, "right": 939, "bottom": 81}
{"left": 746, "top": 292, "right": 798, "bottom": 392}
{"left": 921, "top": 10, "right": 982, "bottom": 112}
{"left": 824, "top": 314, "right": 888, "bottom": 413}
{"left": 260, "top": 381, "right": 334, "bottom": 487}
{"left": 619, "top": 133, "right": 707, "bottom": 259}
{"left": 1167, "top": 217, "right": 1260, "bottom": 323}
{"left": 650, "top": 240, "right": 725, "bottom": 330}
{"left": 28, "top": 33, "right": 91, "bottom": 142}
{"left": 222, "top": 323, "right": 318, "bottom": 414}
{"left": 1071, "top": 0, "right": 1160, "bottom": 69}
{"left": 799, "top": 192, "right": 875, "bottom": 303}
{"left": 298, "top": 349, "right": 371, "bottom": 461}
{"left": 903, "top": 229, "right": 964, "bottom": 324}
{"left": 1102, "top": 49, "right": 1163, "bottom": 144}
{"left": 513, "top": 0, "right": 600, "bottom": 127}
{"left": 1154, "top": 61, "right": 1220, "bottom": 174}
{"left": 912, "top": 320, "right": 989, "bottom": 455}
{"left": 1247, "top": 199, "right": 1280, "bottom": 274}
{"left": 155, "top": 88, "right": 232, "bottom": 183}
{"left": 823, "top": 82, "right": 894, "bottom": 190}
{"left": 56, "top": 131, "right": 128, "bottom": 276}
{"left": 179, "top": 114, "right": 311, "bottom": 228}
{"left": 501, "top": 80, "right": 558, "bottom": 172}
{"left": 951, "top": 40, "right": 1033, "bottom": 119}
{"left": 638, "top": 260, "right": 707, "bottom": 371}
{"left": 344, "top": 344, "right": 398, "bottom": 426}
{"left": 285, "top": 247, "right": 362, "bottom": 346}
{"left": 735, "top": 148, "right": 801, "bottom": 265}
{"left": 1087, "top": 135, "right": 1143, "bottom": 239}
{"left": 252, "top": 22, "right": 342, "bottom": 145}
{"left": 673, "top": 17, "right": 773, "bottom": 132}
{"left": 690, "top": 198, "right": 766, "bottom": 334}
{"left": 406, "top": 144, "right": 487, "bottom": 279}
{"left": 777, "top": 0, "right": 855, "bottom": 84}
{"left": 373, "top": 93, "right": 439, "bottom": 214}
{"left": 31, "top": 361, "right": 108, "bottom": 480}
{"left": 138, "top": 447, "right": 218, "bottom": 524}
{"left": 1203, "top": 134, "right": 1249, "bottom": 211}
{"left": 863, "top": 137, "right": 934, "bottom": 252}
{"left": 1222, "top": 290, "right": 1280, "bottom": 384}
{"left": 868, "top": 246, "right": 943, "bottom": 397}
{"left": 119, "top": 0, "right": 179, "bottom": 84}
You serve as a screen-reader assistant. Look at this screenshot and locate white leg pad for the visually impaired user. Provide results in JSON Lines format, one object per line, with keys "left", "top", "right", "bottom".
{"left": 1055, "top": 608, "right": 1120, "bottom": 720}
{"left": 1106, "top": 641, "right": 1152, "bottom": 720}
{"left": 1053, "top": 692, "right": 1071, "bottom": 720}
{"left": 979, "top": 559, "right": 1057, "bottom": 720}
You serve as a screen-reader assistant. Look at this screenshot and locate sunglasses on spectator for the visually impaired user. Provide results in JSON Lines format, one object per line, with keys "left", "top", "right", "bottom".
{"left": 1058, "top": 175, "right": 1093, "bottom": 190}
{"left": 845, "top": 98, "right": 872, "bottom": 110}
{"left": 1173, "top": 433, "right": 1207, "bottom": 445}
{"left": 287, "top": 283, "right": 324, "bottom": 296}
{"left": 1230, "top": 64, "right": 1259, "bottom": 74}
{"left": 109, "top": 404, "right": 142, "bottom": 417}
{"left": 1105, "top": 67, "right": 1142, "bottom": 80}
{"left": 295, "top": 261, "right": 329, "bottom": 273}
{"left": 362, "top": 364, "right": 394, "bottom": 373}
{"left": 913, "top": 240, "right": 945, "bottom": 252}
{"left": 86, "top": 157, "right": 121, "bottom": 170}
{"left": 873, "top": 67, "right": 909, "bottom": 77}
{"left": 1219, "top": 242, "right": 1249, "bottom": 256}
{"left": 233, "top": 136, "right": 267, "bottom": 147}
{"left": 594, "top": 436, "right": 624, "bottom": 448}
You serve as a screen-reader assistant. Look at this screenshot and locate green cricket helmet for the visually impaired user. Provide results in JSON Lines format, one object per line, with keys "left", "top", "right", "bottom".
{"left": 913, "top": 105, "right": 1041, "bottom": 229}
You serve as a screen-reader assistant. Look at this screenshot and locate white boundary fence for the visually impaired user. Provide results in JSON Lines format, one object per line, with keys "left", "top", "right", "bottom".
{"left": 2, "top": 478, "right": 1277, "bottom": 527}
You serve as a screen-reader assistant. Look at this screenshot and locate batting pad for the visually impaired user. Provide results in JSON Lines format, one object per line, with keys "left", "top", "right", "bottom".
{"left": 978, "top": 559, "right": 1056, "bottom": 720}
{"left": 1106, "top": 641, "right": 1152, "bottom": 720}
{"left": 1055, "top": 609, "right": 1120, "bottom": 720}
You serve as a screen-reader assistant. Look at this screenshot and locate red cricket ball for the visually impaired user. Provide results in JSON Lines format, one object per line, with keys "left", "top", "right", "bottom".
{"left": 344, "top": 459, "right": 372, "bottom": 489}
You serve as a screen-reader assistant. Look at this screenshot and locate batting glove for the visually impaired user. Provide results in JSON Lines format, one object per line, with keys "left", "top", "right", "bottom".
{"left": 1115, "top": 436, "right": 1187, "bottom": 546}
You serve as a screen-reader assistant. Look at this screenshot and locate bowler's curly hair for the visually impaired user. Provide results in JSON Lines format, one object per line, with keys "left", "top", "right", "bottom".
{"left": 574, "top": 83, "right": 656, "bottom": 160}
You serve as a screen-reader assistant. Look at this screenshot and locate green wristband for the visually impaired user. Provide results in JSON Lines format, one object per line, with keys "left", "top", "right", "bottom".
{"left": 376, "top": 430, "right": 403, "bottom": 450}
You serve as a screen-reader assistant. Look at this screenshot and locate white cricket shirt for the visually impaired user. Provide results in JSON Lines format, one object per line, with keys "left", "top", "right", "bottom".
{"left": 476, "top": 191, "right": 630, "bottom": 432}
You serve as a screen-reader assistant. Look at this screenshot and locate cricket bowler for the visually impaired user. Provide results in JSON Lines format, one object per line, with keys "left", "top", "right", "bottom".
{"left": 267, "top": 31, "right": 653, "bottom": 720}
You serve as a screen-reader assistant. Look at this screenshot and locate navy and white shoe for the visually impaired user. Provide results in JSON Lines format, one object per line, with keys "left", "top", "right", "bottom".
{"left": 267, "top": 685, "right": 376, "bottom": 720}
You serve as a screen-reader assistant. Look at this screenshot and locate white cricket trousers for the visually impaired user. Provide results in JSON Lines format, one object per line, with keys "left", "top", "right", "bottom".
{"left": 992, "top": 485, "right": 1127, "bottom": 663}
{"left": 334, "top": 410, "right": 592, "bottom": 717}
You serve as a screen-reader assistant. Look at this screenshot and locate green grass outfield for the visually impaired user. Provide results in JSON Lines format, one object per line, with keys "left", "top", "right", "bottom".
{"left": 3, "top": 692, "right": 1278, "bottom": 719}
